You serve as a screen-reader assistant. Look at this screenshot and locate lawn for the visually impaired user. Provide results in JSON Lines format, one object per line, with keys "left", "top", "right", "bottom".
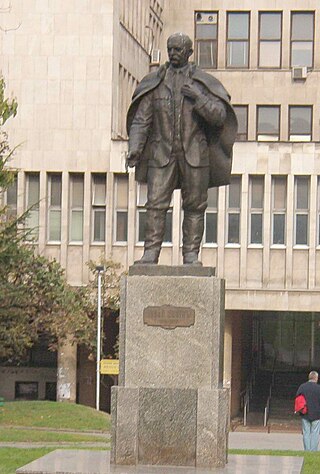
{"left": 229, "top": 449, "right": 320, "bottom": 474}
{"left": 0, "top": 401, "right": 110, "bottom": 431}
{"left": 0, "top": 427, "right": 107, "bottom": 443}
{"left": 0, "top": 448, "right": 53, "bottom": 474}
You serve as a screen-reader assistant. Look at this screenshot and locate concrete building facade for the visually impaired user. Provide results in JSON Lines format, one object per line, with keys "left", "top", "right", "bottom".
{"left": 1, "top": 0, "right": 320, "bottom": 418}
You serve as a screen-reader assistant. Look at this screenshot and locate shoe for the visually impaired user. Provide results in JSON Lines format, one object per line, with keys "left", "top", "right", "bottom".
{"left": 183, "top": 252, "right": 202, "bottom": 266}
{"left": 134, "top": 249, "right": 159, "bottom": 264}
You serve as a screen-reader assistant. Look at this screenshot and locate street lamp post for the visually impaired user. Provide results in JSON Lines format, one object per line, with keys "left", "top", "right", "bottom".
{"left": 96, "top": 265, "right": 104, "bottom": 411}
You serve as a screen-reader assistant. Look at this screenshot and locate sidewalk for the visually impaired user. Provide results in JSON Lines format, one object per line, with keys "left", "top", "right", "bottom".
{"left": 229, "top": 432, "right": 304, "bottom": 451}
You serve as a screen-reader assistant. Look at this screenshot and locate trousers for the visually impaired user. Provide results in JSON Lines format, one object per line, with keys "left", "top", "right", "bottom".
{"left": 301, "top": 418, "right": 320, "bottom": 451}
{"left": 144, "top": 149, "right": 209, "bottom": 256}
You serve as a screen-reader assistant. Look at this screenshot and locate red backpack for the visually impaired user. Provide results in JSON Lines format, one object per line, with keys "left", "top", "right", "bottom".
{"left": 294, "top": 394, "right": 307, "bottom": 414}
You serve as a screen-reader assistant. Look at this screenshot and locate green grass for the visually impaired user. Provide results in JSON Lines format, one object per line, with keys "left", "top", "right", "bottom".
{"left": 229, "top": 449, "right": 320, "bottom": 474}
{"left": 0, "top": 448, "right": 53, "bottom": 474}
{"left": 0, "top": 401, "right": 110, "bottom": 431}
{"left": 0, "top": 427, "right": 108, "bottom": 443}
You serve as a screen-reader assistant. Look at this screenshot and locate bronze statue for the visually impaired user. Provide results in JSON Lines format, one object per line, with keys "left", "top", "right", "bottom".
{"left": 127, "top": 33, "right": 237, "bottom": 265}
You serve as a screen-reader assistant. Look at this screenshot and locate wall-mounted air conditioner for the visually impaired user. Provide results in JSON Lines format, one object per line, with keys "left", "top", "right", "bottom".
{"left": 292, "top": 66, "right": 308, "bottom": 80}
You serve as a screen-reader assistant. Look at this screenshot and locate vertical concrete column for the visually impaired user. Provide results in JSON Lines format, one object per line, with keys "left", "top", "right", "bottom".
{"left": 57, "top": 338, "right": 77, "bottom": 403}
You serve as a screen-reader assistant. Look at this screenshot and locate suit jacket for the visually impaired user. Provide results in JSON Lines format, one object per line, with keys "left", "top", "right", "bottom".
{"left": 127, "top": 62, "right": 238, "bottom": 188}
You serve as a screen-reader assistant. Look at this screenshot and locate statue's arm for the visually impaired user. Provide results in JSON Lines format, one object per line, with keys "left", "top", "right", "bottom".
{"left": 128, "top": 93, "right": 153, "bottom": 156}
{"left": 181, "top": 83, "right": 227, "bottom": 127}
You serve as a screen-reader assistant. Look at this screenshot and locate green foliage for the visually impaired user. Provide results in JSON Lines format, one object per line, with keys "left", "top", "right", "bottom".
{"left": 0, "top": 77, "right": 18, "bottom": 126}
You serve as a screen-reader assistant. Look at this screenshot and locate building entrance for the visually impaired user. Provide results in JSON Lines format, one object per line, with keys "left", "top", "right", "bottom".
{"left": 256, "top": 312, "right": 320, "bottom": 371}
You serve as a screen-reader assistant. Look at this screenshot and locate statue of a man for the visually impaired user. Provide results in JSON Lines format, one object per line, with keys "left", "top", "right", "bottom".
{"left": 127, "top": 32, "right": 237, "bottom": 265}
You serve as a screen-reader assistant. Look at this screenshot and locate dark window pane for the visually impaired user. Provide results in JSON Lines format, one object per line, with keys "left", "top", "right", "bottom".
{"left": 50, "top": 175, "right": 62, "bottom": 206}
{"left": 138, "top": 211, "right": 146, "bottom": 242}
{"left": 291, "top": 42, "right": 313, "bottom": 67}
{"left": 228, "top": 13, "right": 249, "bottom": 39}
{"left": 229, "top": 178, "right": 241, "bottom": 208}
{"left": 93, "top": 209, "right": 105, "bottom": 241}
{"left": 196, "top": 41, "right": 217, "bottom": 68}
{"left": 260, "top": 13, "right": 281, "bottom": 39}
{"left": 296, "top": 178, "right": 309, "bottom": 209}
{"left": 227, "top": 41, "right": 248, "bottom": 67}
{"left": 163, "top": 211, "right": 172, "bottom": 243}
{"left": 258, "top": 107, "right": 279, "bottom": 134}
{"left": 206, "top": 212, "right": 217, "bottom": 243}
{"left": 196, "top": 23, "right": 217, "bottom": 39}
{"left": 290, "top": 107, "right": 312, "bottom": 135}
{"left": 207, "top": 187, "right": 218, "bottom": 208}
{"left": 234, "top": 106, "right": 248, "bottom": 140}
{"left": 273, "top": 214, "right": 285, "bottom": 244}
{"left": 228, "top": 213, "right": 240, "bottom": 243}
{"left": 251, "top": 177, "right": 264, "bottom": 208}
{"left": 15, "top": 382, "right": 38, "bottom": 400}
{"left": 296, "top": 214, "right": 308, "bottom": 245}
{"left": 292, "top": 13, "right": 314, "bottom": 40}
{"left": 116, "top": 211, "right": 128, "bottom": 242}
{"left": 251, "top": 214, "right": 263, "bottom": 244}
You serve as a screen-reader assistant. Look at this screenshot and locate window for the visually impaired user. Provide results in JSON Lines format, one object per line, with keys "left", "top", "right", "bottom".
{"left": 15, "top": 382, "right": 38, "bottom": 400}
{"left": 204, "top": 187, "right": 218, "bottom": 244}
{"left": 317, "top": 178, "right": 320, "bottom": 246}
{"left": 47, "top": 173, "right": 62, "bottom": 242}
{"left": 234, "top": 106, "right": 248, "bottom": 141}
{"left": 25, "top": 173, "right": 40, "bottom": 241}
{"left": 69, "top": 174, "right": 84, "bottom": 242}
{"left": 227, "top": 12, "right": 250, "bottom": 68}
{"left": 114, "top": 174, "right": 128, "bottom": 242}
{"left": 257, "top": 106, "right": 280, "bottom": 141}
{"left": 291, "top": 12, "right": 314, "bottom": 68}
{"left": 272, "top": 176, "right": 287, "bottom": 245}
{"left": 294, "top": 176, "right": 309, "bottom": 245}
{"left": 249, "top": 176, "right": 264, "bottom": 244}
{"left": 227, "top": 176, "right": 241, "bottom": 244}
{"left": 6, "top": 174, "right": 17, "bottom": 219}
{"left": 195, "top": 11, "right": 218, "bottom": 69}
{"left": 289, "top": 106, "right": 312, "bottom": 141}
{"left": 92, "top": 174, "right": 106, "bottom": 242}
{"left": 259, "top": 12, "right": 282, "bottom": 68}
{"left": 136, "top": 183, "right": 172, "bottom": 243}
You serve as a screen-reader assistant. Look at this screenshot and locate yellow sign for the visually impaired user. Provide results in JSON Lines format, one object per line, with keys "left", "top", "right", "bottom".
{"left": 100, "top": 359, "right": 119, "bottom": 375}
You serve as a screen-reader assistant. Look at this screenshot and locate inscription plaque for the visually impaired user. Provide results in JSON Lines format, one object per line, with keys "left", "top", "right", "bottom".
{"left": 143, "top": 305, "right": 195, "bottom": 329}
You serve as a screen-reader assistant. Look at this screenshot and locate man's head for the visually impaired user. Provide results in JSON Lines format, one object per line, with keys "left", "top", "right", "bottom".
{"left": 309, "top": 371, "right": 319, "bottom": 382}
{"left": 167, "top": 33, "right": 193, "bottom": 68}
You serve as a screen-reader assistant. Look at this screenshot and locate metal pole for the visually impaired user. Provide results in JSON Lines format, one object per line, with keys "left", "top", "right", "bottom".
{"left": 96, "top": 269, "right": 102, "bottom": 411}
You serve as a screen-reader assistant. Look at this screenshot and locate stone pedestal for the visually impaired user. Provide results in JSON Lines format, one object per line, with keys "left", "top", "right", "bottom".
{"left": 111, "top": 266, "right": 229, "bottom": 469}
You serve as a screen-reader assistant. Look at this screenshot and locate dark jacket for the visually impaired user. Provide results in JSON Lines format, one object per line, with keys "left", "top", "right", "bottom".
{"left": 296, "top": 381, "right": 320, "bottom": 421}
{"left": 127, "top": 62, "right": 238, "bottom": 188}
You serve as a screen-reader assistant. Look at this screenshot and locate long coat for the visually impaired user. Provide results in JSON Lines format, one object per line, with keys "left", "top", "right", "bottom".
{"left": 127, "top": 62, "right": 238, "bottom": 188}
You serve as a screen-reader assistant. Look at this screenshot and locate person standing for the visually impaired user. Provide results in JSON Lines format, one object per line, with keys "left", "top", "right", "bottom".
{"left": 296, "top": 370, "right": 320, "bottom": 451}
{"left": 126, "top": 32, "right": 237, "bottom": 265}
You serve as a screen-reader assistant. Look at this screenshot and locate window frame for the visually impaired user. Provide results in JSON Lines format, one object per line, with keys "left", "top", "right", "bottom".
{"left": 249, "top": 176, "right": 264, "bottom": 246}
{"left": 271, "top": 176, "right": 287, "bottom": 247}
{"left": 226, "top": 175, "right": 242, "bottom": 245}
{"left": 288, "top": 105, "right": 313, "bottom": 142}
{"left": 290, "top": 11, "right": 315, "bottom": 69}
{"left": 294, "top": 176, "right": 310, "bottom": 247}
{"left": 226, "top": 11, "right": 250, "bottom": 69}
{"left": 25, "top": 172, "right": 40, "bottom": 242}
{"left": 91, "top": 173, "right": 107, "bottom": 243}
{"left": 258, "top": 11, "right": 282, "bottom": 69}
{"left": 69, "top": 173, "right": 84, "bottom": 243}
{"left": 114, "top": 173, "right": 129, "bottom": 244}
{"left": 256, "top": 105, "right": 281, "bottom": 141}
{"left": 204, "top": 187, "right": 218, "bottom": 245}
{"left": 47, "top": 173, "right": 62, "bottom": 243}
{"left": 194, "top": 11, "right": 219, "bottom": 70}
{"left": 233, "top": 105, "right": 248, "bottom": 141}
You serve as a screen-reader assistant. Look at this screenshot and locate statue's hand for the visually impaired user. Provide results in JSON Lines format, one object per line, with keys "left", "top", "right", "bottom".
{"left": 126, "top": 151, "right": 140, "bottom": 170}
{"left": 181, "top": 83, "right": 200, "bottom": 101}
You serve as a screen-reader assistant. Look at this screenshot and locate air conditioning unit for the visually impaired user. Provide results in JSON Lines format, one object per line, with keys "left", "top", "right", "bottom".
{"left": 150, "top": 49, "right": 161, "bottom": 65}
{"left": 292, "top": 66, "right": 308, "bottom": 80}
{"left": 195, "top": 12, "right": 218, "bottom": 25}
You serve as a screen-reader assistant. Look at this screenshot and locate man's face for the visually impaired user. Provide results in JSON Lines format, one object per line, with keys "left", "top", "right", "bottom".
{"left": 167, "top": 37, "right": 191, "bottom": 68}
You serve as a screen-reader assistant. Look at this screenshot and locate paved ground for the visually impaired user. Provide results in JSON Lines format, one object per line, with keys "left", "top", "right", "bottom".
{"left": 16, "top": 449, "right": 304, "bottom": 474}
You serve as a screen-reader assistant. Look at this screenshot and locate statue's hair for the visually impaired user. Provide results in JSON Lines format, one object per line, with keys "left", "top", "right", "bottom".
{"left": 167, "top": 32, "right": 193, "bottom": 51}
